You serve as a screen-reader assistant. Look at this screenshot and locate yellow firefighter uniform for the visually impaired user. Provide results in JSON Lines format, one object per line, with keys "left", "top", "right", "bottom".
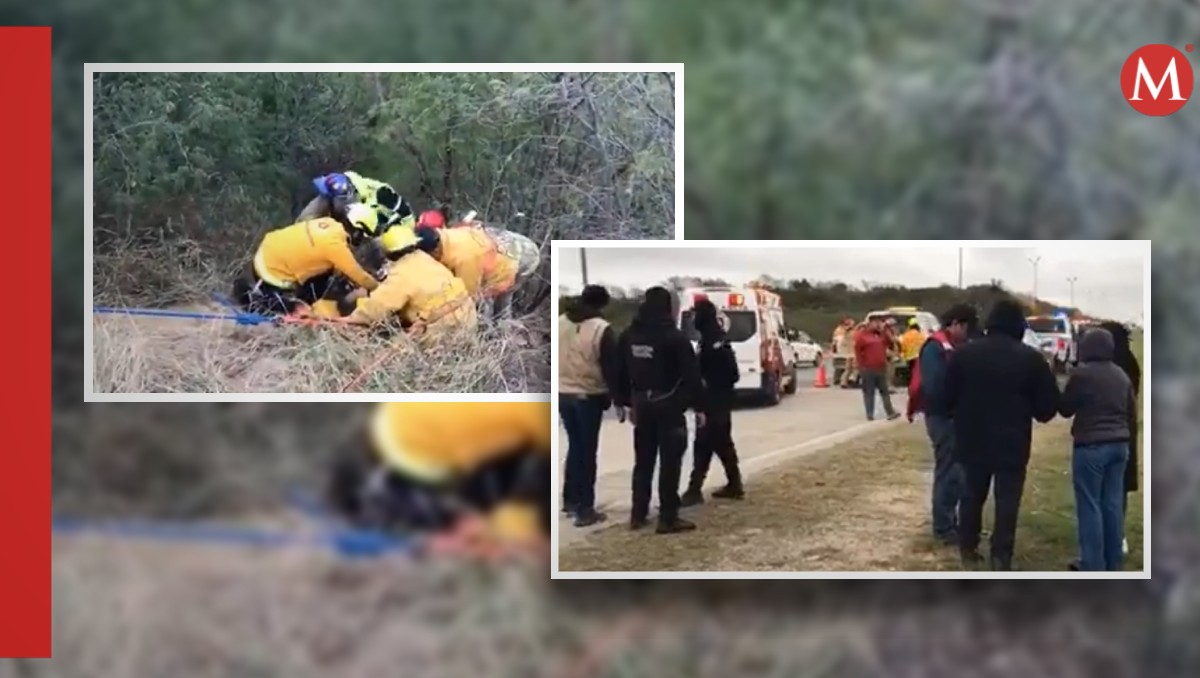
{"left": 900, "top": 327, "right": 926, "bottom": 362}
{"left": 344, "top": 227, "right": 476, "bottom": 335}
{"left": 369, "top": 402, "right": 551, "bottom": 544}
{"left": 429, "top": 226, "right": 520, "bottom": 298}
{"left": 253, "top": 218, "right": 380, "bottom": 293}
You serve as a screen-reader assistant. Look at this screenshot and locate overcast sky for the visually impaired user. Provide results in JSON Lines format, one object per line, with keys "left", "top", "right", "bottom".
{"left": 558, "top": 244, "right": 1146, "bottom": 322}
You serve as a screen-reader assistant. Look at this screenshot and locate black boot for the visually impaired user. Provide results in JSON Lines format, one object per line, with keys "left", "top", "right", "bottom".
{"left": 960, "top": 549, "right": 984, "bottom": 568}
{"left": 712, "top": 484, "right": 745, "bottom": 500}
{"left": 680, "top": 487, "right": 705, "bottom": 507}
{"left": 630, "top": 515, "right": 650, "bottom": 531}
{"left": 656, "top": 517, "right": 697, "bottom": 534}
{"left": 990, "top": 555, "right": 1013, "bottom": 571}
{"left": 573, "top": 510, "right": 607, "bottom": 528}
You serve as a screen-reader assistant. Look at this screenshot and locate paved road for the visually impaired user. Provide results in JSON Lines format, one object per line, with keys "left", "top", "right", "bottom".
{"left": 557, "top": 361, "right": 908, "bottom": 545}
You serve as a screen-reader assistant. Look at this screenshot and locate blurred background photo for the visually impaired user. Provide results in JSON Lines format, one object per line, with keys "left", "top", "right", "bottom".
{"left": 553, "top": 242, "right": 1147, "bottom": 575}
{"left": 50, "top": 401, "right": 559, "bottom": 676}
{"left": 40, "top": 0, "right": 1200, "bottom": 671}
{"left": 86, "top": 66, "right": 678, "bottom": 395}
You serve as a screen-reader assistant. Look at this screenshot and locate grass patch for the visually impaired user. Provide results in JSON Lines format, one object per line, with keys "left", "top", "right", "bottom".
{"left": 92, "top": 307, "right": 550, "bottom": 394}
{"left": 560, "top": 419, "right": 1145, "bottom": 573}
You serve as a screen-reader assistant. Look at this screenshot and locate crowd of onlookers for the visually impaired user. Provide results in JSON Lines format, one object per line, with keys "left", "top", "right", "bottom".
{"left": 907, "top": 299, "right": 1141, "bottom": 571}
{"left": 558, "top": 287, "right": 1142, "bottom": 572}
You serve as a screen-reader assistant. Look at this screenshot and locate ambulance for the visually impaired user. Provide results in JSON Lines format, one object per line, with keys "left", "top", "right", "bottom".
{"left": 1027, "top": 312, "right": 1076, "bottom": 373}
{"left": 675, "top": 283, "right": 798, "bottom": 405}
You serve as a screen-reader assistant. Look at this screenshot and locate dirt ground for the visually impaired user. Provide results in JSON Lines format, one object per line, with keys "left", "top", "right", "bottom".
{"left": 558, "top": 418, "right": 1146, "bottom": 573}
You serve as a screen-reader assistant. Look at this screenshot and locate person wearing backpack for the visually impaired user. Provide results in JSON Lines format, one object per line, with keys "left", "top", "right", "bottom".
{"left": 907, "top": 304, "right": 978, "bottom": 546}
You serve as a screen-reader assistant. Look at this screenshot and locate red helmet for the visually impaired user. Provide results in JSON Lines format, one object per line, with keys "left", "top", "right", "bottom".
{"left": 417, "top": 210, "right": 446, "bottom": 229}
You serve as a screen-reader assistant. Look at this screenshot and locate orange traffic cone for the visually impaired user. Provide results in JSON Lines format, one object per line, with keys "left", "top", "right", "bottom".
{"left": 813, "top": 361, "right": 830, "bottom": 388}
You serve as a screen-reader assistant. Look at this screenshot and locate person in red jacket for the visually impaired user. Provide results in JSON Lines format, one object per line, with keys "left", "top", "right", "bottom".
{"left": 855, "top": 317, "right": 900, "bottom": 421}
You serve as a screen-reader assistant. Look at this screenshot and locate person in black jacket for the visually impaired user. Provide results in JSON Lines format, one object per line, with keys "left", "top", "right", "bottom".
{"left": 945, "top": 299, "right": 1060, "bottom": 570}
{"left": 615, "top": 286, "right": 705, "bottom": 534}
{"left": 1100, "top": 321, "right": 1141, "bottom": 519}
{"left": 681, "top": 300, "right": 743, "bottom": 506}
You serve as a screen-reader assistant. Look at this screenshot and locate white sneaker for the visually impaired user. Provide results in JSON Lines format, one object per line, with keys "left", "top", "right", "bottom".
{"left": 1123, "top": 538, "right": 1129, "bottom": 555}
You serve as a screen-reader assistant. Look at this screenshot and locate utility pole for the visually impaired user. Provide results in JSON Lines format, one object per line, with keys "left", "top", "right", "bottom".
{"left": 1066, "top": 276, "right": 1078, "bottom": 308}
{"left": 1032, "top": 256, "right": 1041, "bottom": 301}
{"left": 580, "top": 248, "right": 589, "bottom": 287}
{"left": 958, "top": 248, "right": 964, "bottom": 289}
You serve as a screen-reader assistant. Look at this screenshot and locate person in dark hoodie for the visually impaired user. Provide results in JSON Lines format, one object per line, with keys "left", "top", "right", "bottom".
{"left": 1101, "top": 321, "right": 1142, "bottom": 537}
{"left": 906, "top": 303, "right": 978, "bottom": 545}
{"left": 681, "top": 299, "right": 743, "bottom": 506}
{"left": 615, "top": 286, "right": 705, "bottom": 534}
{"left": 945, "top": 299, "right": 1060, "bottom": 570}
{"left": 558, "top": 284, "right": 623, "bottom": 527}
{"left": 1059, "top": 327, "right": 1136, "bottom": 571}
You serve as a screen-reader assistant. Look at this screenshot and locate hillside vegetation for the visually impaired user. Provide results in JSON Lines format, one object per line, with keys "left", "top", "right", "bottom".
{"left": 90, "top": 72, "right": 674, "bottom": 392}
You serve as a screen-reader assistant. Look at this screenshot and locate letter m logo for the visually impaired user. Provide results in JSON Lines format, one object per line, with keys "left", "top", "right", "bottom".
{"left": 1121, "top": 44, "right": 1194, "bottom": 116}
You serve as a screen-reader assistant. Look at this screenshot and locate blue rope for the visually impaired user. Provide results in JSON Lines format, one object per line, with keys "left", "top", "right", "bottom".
{"left": 93, "top": 304, "right": 277, "bottom": 326}
{"left": 52, "top": 515, "right": 413, "bottom": 560}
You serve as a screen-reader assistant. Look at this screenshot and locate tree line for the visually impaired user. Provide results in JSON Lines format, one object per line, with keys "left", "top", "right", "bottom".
{"left": 92, "top": 71, "right": 675, "bottom": 305}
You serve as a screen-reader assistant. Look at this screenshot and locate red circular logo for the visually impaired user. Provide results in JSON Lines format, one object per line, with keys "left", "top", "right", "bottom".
{"left": 1121, "top": 44, "right": 1193, "bottom": 116}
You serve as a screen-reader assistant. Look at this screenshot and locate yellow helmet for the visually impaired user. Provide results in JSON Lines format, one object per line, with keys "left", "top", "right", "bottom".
{"left": 378, "top": 224, "right": 420, "bottom": 255}
{"left": 345, "top": 203, "right": 382, "bottom": 236}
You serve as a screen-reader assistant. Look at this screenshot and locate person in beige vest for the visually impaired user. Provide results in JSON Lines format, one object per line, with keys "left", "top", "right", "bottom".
{"left": 558, "top": 285, "right": 622, "bottom": 527}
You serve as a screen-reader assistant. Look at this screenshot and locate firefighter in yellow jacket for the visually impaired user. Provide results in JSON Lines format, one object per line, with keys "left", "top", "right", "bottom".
{"left": 377, "top": 221, "right": 539, "bottom": 320}
{"left": 232, "top": 204, "right": 383, "bottom": 316}
{"left": 340, "top": 221, "right": 477, "bottom": 336}
{"left": 899, "top": 317, "right": 926, "bottom": 386}
{"left": 326, "top": 402, "right": 551, "bottom": 556}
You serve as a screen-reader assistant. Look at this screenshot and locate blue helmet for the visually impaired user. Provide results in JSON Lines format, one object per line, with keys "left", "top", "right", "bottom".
{"left": 313, "top": 173, "right": 353, "bottom": 198}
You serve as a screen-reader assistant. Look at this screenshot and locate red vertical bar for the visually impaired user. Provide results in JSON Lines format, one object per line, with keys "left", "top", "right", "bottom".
{"left": 0, "top": 25, "right": 52, "bottom": 658}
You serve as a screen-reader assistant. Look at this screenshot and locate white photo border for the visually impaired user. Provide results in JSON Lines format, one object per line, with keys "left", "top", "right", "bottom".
{"left": 549, "top": 239, "right": 1152, "bottom": 581}
{"left": 83, "top": 62, "right": 684, "bottom": 401}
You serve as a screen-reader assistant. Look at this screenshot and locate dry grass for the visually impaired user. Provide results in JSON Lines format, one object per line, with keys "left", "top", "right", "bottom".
{"left": 10, "top": 536, "right": 1160, "bottom": 678}
{"left": 91, "top": 238, "right": 551, "bottom": 394}
{"left": 92, "top": 306, "right": 549, "bottom": 394}
{"left": 560, "top": 419, "right": 1145, "bottom": 573}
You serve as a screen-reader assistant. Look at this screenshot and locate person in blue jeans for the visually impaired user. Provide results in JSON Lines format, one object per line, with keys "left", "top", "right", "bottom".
{"left": 558, "top": 285, "right": 623, "bottom": 527}
{"left": 908, "top": 304, "right": 977, "bottom": 545}
{"left": 1059, "top": 327, "right": 1135, "bottom": 571}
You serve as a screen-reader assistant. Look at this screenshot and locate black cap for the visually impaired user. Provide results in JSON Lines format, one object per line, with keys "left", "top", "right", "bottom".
{"left": 985, "top": 299, "right": 1027, "bottom": 340}
{"left": 640, "top": 286, "right": 674, "bottom": 317}
{"left": 580, "top": 285, "right": 610, "bottom": 308}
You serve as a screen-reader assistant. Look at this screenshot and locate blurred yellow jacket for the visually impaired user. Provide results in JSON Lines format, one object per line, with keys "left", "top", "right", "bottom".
{"left": 254, "top": 218, "right": 379, "bottom": 292}
{"left": 369, "top": 402, "right": 552, "bottom": 483}
{"left": 345, "top": 250, "right": 476, "bottom": 332}
{"left": 900, "top": 328, "right": 925, "bottom": 361}
{"left": 435, "top": 227, "right": 520, "bottom": 298}
{"left": 486, "top": 501, "right": 543, "bottom": 544}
